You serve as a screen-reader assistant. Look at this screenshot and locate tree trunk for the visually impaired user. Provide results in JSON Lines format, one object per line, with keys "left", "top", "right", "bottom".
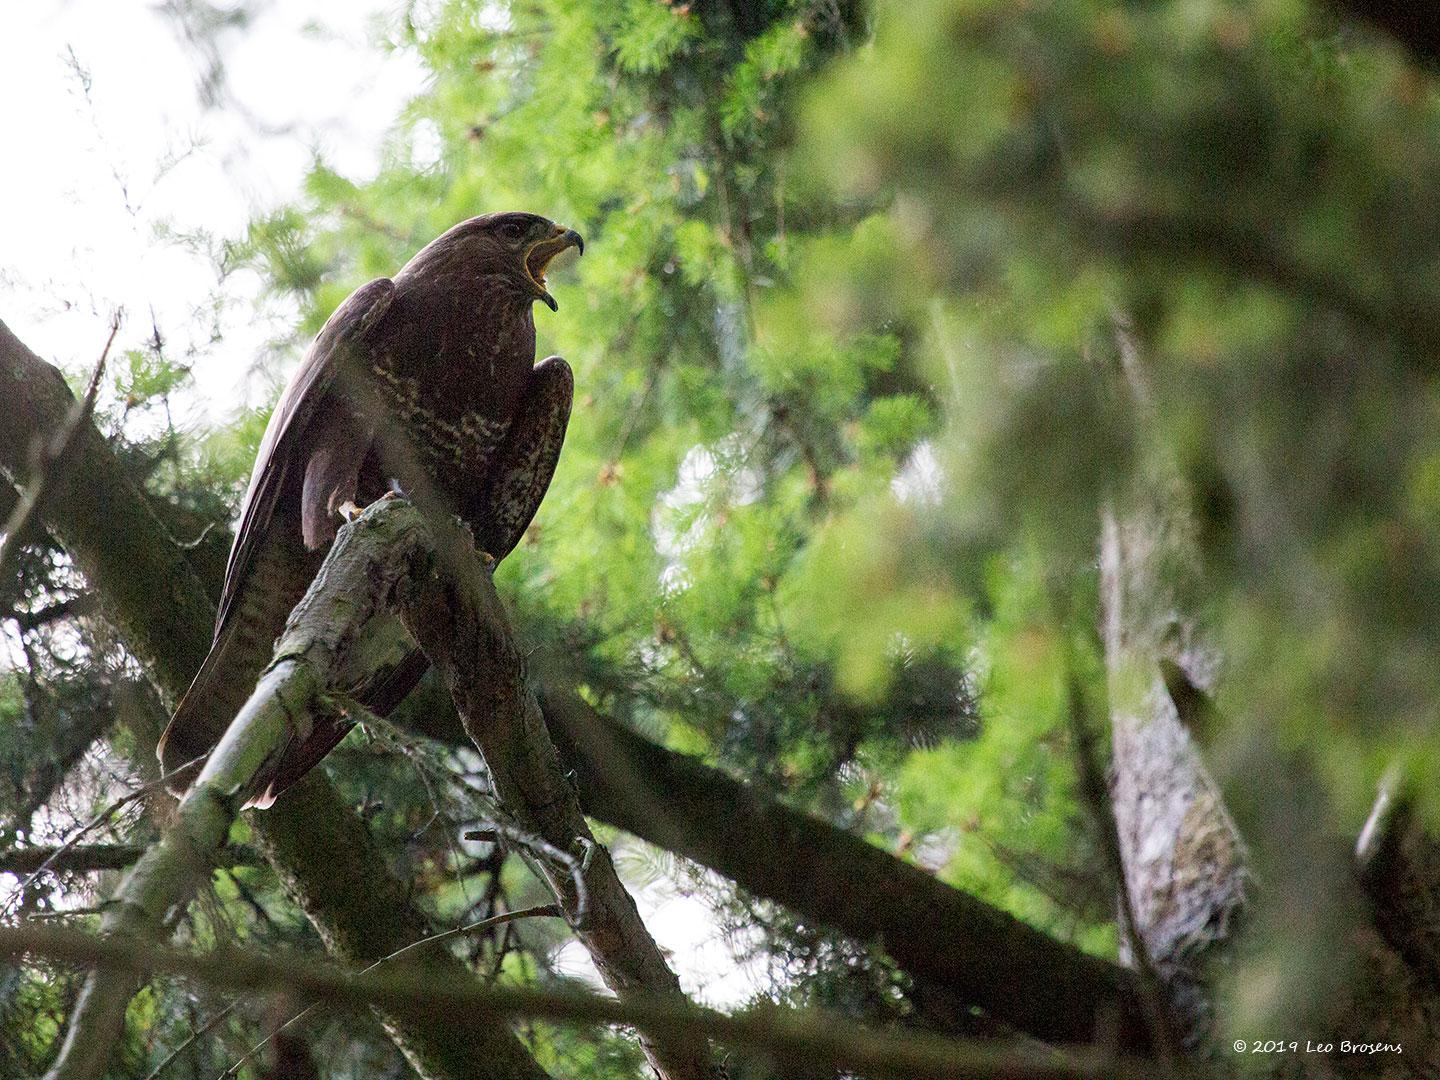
{"left": 1100, "top": 327, "right": 1440, "bottom": 1073}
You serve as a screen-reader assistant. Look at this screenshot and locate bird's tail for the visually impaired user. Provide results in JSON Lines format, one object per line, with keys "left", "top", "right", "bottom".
{"left": 159, "top": 623, "right": 431, "bottom": 808}
{"left": 246, "top": 647, "right": 430, "bottom": 809}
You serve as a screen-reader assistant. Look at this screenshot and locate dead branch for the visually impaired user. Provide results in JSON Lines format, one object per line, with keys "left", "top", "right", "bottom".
{"left": 398, "top": 501, "right": 719, "bottom": 1078}
{"left": 41, "top": 498, "right": 551, "bottom": 1080}
{"left": 403, "top": 670, "right": 1151, "bottom": 1049}
{"left": 1064, "top": 673, "right": 1177, "bottom": 1062}
{"left": 220, "top": 904, "right": 564, "bottom": 1078}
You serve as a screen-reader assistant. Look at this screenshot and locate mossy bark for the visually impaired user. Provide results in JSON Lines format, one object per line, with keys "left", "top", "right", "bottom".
{"left": 1, "top": 319, "right": 546, "bottom": 1080}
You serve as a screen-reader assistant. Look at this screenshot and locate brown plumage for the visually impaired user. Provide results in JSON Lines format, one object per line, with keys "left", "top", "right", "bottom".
{"left": 157, "top": 213, "right": 581, "bottom": 806}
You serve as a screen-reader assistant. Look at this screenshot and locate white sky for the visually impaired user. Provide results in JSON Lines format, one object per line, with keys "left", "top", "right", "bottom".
{"left": 1, "top": 0, "right": 427, "bottom": 424}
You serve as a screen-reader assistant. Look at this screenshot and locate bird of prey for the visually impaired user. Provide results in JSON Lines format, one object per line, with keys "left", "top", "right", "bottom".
{"left": 157, "top": 212, "right": 582, "bottom": 807}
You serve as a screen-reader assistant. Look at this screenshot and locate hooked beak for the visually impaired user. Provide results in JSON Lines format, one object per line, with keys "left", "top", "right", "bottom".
{"left": 523, "top": 225, "right": 584, "bottom": 311}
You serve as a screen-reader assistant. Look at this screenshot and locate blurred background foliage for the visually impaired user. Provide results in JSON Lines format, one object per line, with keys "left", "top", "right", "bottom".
{"left": 5, "top": 0, "right": 1440, "bottom": 1074}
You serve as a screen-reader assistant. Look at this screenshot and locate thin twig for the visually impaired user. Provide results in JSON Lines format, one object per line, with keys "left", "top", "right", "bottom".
{"left": 345, "top": 700, "right": 480, "bottom": 910}
{"left": 142, "top": 1001, "right": 238, "bottom": 1080}
{"left": 0, "top": 312, "right": 121, "bottom": 608}
{"left": 464, "top": 824, "right": 592, "bottom": 930}
{"left": 0, "top": 843, "right": 258, "bottom": 878}
{"left": 2, "top": 752, "right": 208, "bottom": 917}
{"left": 216, "top": 904, "right": 562, "bottom": 1078}
{"left": 0, "top": 843, "right": 145, "bottom": 876}
{"left": 4, "top": 593, "right": 99, "bottom": 633}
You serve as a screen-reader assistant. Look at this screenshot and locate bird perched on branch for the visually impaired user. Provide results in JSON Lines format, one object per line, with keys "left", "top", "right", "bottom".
{"left": 157, "top": 213, "right": 582, "bottom": 806}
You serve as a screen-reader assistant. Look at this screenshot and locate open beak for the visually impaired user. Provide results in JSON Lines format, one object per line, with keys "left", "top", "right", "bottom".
{"left": 524, "top": 225, "right": 584, "bottom": 311}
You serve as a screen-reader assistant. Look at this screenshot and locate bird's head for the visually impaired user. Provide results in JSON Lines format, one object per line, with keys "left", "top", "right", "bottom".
{"left": 436, "top": 212, "right": 584, "bottom": 312}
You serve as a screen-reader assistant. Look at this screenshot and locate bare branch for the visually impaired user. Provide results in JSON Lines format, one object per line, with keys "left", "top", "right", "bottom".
{"left": 140, "top": 1001, "right": 237, "bottom": 1080}
{"left": 420, "top": 674, "right": 1153, "bottom": 1050}
{"left": 219, "top": 904, "right": 564, "bottom": 1079}
{"left": 0, "top": 843, "right": 260, "bottom": 877}
{"left": 0, "top": 844, "right": 145, "bottom": 876}
{"left": 1064, "top": 673, "right": 1178, "bottom": 1063}
{"left": 399, "top": 508, "right": 718, "bottom": 1079}
{"left": 5, "top": 593, "right": 100, "bottom": 632}
{"left": 0, "top": 312, "right": 120, "bottom": 610}
{"left": 0, "top": 920, "right": 1172, "bottom": 1080}
{"left": 3, "top": 752, "right": 207, "bottom": 919}
{"left": 41, "top": 499, "right": 554, "bottom": 1080}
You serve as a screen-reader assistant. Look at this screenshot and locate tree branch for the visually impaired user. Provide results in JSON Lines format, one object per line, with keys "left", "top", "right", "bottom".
{"left": 0, "top": 921, "right": 1171, "bottom": 1080}
{"left": 397, "top": 510, "right": 719, "bottom": 1079}
{"left": 0, "top": 317, "right": 546, "bottom": 1080}
{"left": 0, "top": 318, "right": 215, "bottom": 695}
{"left": 41, "top": 499, "right": 550, "bottom": 1080}
{"left": 0, "top": 843, "right": 261, "bottom": 876}
{"left": 0, "top": 312, "right": 118, "bottom": 614}
{"left": 405, "top": 670, "right": 1151, "bottom": 1049}
{"left": 55, "top": 493, "right": 712, "bottom": 1077}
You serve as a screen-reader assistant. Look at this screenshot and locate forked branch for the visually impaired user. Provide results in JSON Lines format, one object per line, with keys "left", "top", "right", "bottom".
{"left": 44, "top": 496, "right": 712, "bottom": 1079}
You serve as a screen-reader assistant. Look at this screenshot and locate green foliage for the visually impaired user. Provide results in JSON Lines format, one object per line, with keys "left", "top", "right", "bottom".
{"left": 19, "top": 0, "right": 1440, "bottom": 1069}
{"left": 200, "top": 0, "right": 1125, "bottom": 1036}
{"left": 792, "top": 0, "right": 1440, "bottom": 818}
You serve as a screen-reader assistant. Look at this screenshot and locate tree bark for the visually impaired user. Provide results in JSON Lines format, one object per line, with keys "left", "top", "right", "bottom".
{"left": 1099, "top": 326, "right": 1440, "bottom": 1072}
{"left": 396, "top": 509, "right": 718, "bottom": 1079}
{"left": 0, "top": 920, "right": 1166, "bottom": 1080}
{"left": 0, "top": 317, "right": 545, "bottom": 1080}
{"left": 1099, "top": 503, "right": 1246, "bottom": 1047}
{"left": 532, "top": 675, "right": 1150, "bottom": 1050}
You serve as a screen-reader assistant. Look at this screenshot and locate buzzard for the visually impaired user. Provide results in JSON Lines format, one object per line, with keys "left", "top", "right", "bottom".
{"left": 157, "top": 213, "right": 582, "bottom": 806}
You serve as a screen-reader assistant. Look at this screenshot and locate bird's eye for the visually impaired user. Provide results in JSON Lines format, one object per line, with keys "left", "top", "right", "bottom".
{"left": 501, "top": 222, "right": 525, "bottom": 241}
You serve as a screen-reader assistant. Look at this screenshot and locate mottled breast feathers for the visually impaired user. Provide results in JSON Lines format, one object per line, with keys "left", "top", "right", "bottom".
{"left": 157, "top": 213, "right": 580, "bottom": 804}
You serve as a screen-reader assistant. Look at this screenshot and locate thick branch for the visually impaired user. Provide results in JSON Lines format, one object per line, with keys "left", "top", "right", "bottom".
{"left": 0, "top": 921, "right": 1170, "bottom": 1080}
{"left": 45, "top": 501, "right": 548, "bottom": 1080}
{"left": 398, "top": 511, "right": 717, "bottom": 1079}
{"left": 1, "top": 318, "right": 1145, "bottom": 1052}
{"left": 528, "top": 676, "right": 1150, "bottom": 1050}
{"left": 0, "top": 319, "right": 215, "bottom": 692}
{"left": 0, "top": 317, "right": 544, "bottom": 1080}
{"left": 57, "top": 495, "right": 708, "bottom": 1077}
{"left": 1099, "top": 326, "right": 1247, "bottom": 1048}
